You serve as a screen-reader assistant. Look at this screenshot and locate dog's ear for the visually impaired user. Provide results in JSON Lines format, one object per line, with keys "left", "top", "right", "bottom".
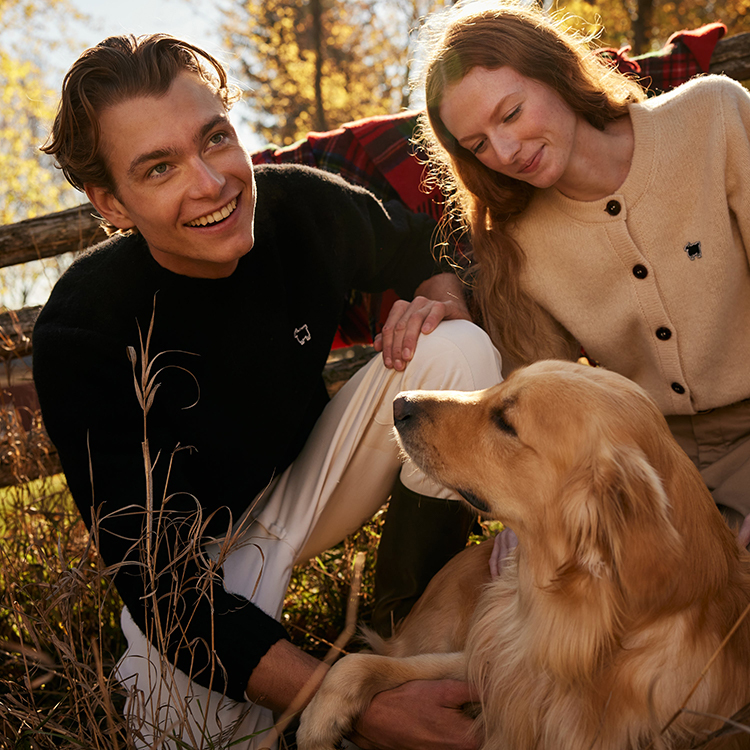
{"left": 560, "top": 442, "right": 683, "bottom": 608}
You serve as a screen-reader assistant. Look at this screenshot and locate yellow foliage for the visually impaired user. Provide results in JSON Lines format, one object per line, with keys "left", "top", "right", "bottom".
{"left": 0, "top": 0, "right": 83, "bottom": 308}
{"left": 555, "top": 0, "right": 750, "bottom": 51}
{"left": 0, "top": 50, "right": 72, "bottom": 225}
{"left": 222, "top": 0, "right": 747, "bottom": 146}
{"left": 0, "top": 0, "right": 81, "bottom": 226}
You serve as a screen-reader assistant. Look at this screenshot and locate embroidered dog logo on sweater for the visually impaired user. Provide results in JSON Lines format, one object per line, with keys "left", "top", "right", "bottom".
{"left": 684, "top": 241, "right": 702, "bottom": 261}
{"left": 294, "top": 324, "right": 311, "bottom": 345}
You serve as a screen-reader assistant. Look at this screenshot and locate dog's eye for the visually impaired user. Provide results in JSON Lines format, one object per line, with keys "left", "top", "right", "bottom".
{"left": 492, "top": 408, "right": 517, "bottom": 437}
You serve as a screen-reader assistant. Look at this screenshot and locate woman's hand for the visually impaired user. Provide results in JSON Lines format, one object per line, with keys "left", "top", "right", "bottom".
{"left": 489, "top": 528, "right": 518, "bottom": 578}
{"left": 738, "top": 514, "right": 750, "bottom": 549}
{"left": 374, "top": 273, "right": 471, "bottom": 370}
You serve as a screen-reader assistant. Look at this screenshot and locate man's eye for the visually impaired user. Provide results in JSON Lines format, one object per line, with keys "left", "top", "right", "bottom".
{"left": 150, "top": 163, "right": 169, "bottom": 177}
{"left": 209, "top": 132, "right": 225, "bottom": 146}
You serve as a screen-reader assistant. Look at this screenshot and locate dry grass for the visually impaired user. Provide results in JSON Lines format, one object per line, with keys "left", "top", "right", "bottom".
{"left": 0, "top": 474, "right": 129, "bottom": 749}
{"left": 3, "top": 451, "right": 748, "bottom": 750}
{"left": 282, "top": 512, "right": 384, "bottom": 661}
{"left": 0, "top": 409, "right": 393, "bottom": 750}
{"left": 0, "top": 466, "right": 386, "bottom": 750}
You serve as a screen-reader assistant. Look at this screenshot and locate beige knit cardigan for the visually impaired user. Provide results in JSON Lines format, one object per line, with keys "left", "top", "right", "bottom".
{"left": 514, "top": 75, "right": 750, "bottom": 415}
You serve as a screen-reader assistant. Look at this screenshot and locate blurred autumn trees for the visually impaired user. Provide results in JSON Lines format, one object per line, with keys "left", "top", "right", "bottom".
{"left": 220, "top": 0, "right": 452, "bottom": 146}
{"left": 0, "top": 0, "right": 79, "bottom": 227}
{"left": 0, "top": 0, "right": 80, "bottom": 308}
{"left": 0, "top": 0, "right": 747, "bottom": 235}
{"left": 563, "top": 0, "right": 748, "bottom": 54}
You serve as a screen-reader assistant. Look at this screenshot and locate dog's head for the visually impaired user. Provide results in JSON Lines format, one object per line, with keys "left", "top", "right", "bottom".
{"left": 394, "top": 360, "right": 733, "bottom": 612}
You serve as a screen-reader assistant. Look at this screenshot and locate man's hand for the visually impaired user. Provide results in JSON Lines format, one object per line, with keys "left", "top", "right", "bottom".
{"left": 350, "top": 678, "right": 481, "bottom": 750}
{"left": 374, "top": 273, "right": 471, "bottom": 371}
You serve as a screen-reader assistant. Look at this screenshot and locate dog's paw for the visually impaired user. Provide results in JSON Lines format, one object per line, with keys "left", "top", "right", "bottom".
{"left": 296, "top": 689, "right": 355, "bottom": 750}
{"left": 296, "top": 654, "right": 376, "bottom": 750}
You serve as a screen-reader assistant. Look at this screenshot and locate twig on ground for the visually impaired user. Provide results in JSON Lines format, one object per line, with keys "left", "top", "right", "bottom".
{"left": 260, "top": 551, "right": 367, "bottom": 749}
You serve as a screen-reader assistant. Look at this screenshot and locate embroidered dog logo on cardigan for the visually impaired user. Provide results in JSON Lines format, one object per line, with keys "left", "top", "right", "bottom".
{"left": 294, "top": 325, "right": 312, "bottom": 345}
{"left": 684, "top": 241, "right": 702, "bottom": 260}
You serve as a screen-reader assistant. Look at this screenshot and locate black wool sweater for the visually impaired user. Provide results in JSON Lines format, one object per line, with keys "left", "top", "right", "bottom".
{"left": 33, "top": 164, "right": 439, "bottom": 701}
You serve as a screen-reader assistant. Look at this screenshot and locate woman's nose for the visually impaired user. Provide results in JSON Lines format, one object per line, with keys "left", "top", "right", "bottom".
{"left": 492, "top": 134, "right": 521, "bottom": 166}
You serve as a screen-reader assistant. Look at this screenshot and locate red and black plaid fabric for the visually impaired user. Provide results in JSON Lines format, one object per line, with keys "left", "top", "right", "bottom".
{"left": 252, "top": 111, "right": 440, "bottom": 217}
{"left": 251, "top": 23, "right": 729, "bottom": 346}
{"left": 599, "top": 22, "right": 727, "bottom": 95}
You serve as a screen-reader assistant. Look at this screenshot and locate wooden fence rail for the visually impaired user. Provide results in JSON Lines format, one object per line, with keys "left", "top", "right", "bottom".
{"left": 0, "top": 204, "right": 104, "bottom": 271}
{"left": 709, "top": 31, "right": 750, "bottom": 81}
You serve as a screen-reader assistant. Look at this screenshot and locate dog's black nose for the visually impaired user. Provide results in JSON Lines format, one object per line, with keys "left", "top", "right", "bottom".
{"left": 393, "top": 394, "right": 416, "bottom": 424}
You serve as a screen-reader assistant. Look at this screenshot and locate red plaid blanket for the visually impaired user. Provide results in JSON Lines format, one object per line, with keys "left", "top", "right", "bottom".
{"left": 599, "top": 22, "right": 726, "bottom": 94}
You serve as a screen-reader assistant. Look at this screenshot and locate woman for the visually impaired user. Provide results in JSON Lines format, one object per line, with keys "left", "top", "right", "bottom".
{"left": 418, "top": 1, "right": 750, "bottom": 538}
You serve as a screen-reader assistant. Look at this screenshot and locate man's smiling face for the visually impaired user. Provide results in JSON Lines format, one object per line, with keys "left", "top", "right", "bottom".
{"left": 85, "top": 71, "right": 256, "bottom": 279}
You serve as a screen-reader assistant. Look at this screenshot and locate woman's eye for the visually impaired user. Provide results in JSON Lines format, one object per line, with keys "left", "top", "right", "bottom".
{"left": 471, "top": 139, "right": 486, "bottom": 155}
{"left": 504, "top": 106, "right": 521, "bottom": 123}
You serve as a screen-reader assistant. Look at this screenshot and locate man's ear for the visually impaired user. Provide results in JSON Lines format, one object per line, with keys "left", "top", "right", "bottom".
{"left": 84, "top": 184, "right": 135, "bottom": 231}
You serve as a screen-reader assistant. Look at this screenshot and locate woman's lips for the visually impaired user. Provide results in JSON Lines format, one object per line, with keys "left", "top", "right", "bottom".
{"left": 519, "top": 147, "right": 543, "bottom": 175}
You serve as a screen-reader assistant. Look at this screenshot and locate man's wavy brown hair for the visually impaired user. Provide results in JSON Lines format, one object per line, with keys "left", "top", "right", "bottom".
{"left": 42, "top": 34, "right": 240, "bottom": 198}
{"left": 416, "top": 2, "right": 646, "bottom": 366}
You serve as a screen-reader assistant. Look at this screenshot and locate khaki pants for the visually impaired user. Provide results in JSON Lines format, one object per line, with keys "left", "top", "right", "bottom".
{"left": 117, "top": 320, "right": 503, "bottom": 750}
{"left": 666, "top": 399, "right": 750, "bottom": 518}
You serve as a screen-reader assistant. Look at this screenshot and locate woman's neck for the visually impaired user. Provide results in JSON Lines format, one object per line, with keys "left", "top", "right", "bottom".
{"left": 554, "top": 114, "right": 634, "bottom": 202}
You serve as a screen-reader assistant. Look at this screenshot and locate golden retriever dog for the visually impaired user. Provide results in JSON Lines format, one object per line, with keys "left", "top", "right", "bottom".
{"left": 297, "top": 360, "right": 750, "bottom": 750}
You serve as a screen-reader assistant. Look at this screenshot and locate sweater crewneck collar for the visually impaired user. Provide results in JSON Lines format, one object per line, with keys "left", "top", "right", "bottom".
{"left": 124, "top": 231, "right": 249, "bottom": 286}
{"left": 537, "top": 101, "right": 657, "bottom": 223}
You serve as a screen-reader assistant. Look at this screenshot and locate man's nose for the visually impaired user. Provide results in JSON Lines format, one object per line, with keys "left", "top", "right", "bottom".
{"left": 189, "top": 158, "right": 225, "bottom": 197}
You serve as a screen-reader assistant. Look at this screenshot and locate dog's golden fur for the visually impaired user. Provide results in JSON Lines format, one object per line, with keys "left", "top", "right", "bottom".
{"left": 298, "top": 361, "right": 750, "bottom": 750}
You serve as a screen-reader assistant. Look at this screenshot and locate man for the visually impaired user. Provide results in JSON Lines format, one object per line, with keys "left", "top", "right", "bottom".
{"left": 34, "top": 35, "right": 502, "bottom": 748}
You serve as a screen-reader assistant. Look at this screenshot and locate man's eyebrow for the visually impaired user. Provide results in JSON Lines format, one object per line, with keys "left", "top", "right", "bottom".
{"left": 127, "top": 145, "right": 178, "bottom": 178}
{"left": 126, "top": 114, "right": 233, "bottom": 178}
{"left": 198, "top": 113, "right": 232, "bottom": 142}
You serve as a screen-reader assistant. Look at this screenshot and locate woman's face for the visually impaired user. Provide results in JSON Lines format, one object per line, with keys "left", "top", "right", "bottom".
{"left": 439, "top": 66, "right": 579, "bottom": 190}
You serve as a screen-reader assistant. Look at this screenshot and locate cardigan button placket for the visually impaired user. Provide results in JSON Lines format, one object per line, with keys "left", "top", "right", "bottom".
{"left": 605, "top": 200, "right": 621, "bottom": 216}
{"left": 632, "top": 264, "right": 648, "bottom": 279}
{"left": 671, "top": 382, "right": 686, "bottom": 394}
{"left": 656, "top": 327, "right": 672, "bottom": 340}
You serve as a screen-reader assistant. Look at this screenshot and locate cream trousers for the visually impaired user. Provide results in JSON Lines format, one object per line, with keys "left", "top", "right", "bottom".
{"left": 117, "top": 320, "right": 503, "bottom": 749}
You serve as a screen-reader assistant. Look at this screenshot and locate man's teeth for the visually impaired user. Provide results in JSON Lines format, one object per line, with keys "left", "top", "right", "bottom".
{"left": 188, "top": 197, "right": 237, "bottom": 227}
